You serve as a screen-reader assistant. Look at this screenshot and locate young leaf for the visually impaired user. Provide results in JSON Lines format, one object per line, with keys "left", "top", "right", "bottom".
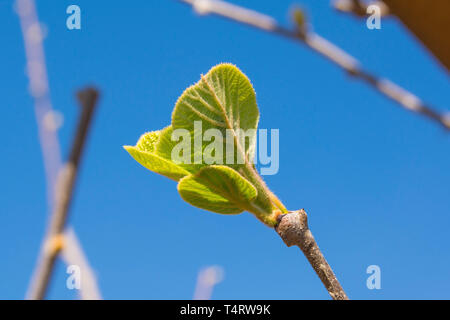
{"left": 125, "top": 63, "right": 287, "bottom": 226}
{"left": 171, "top": 64, "right": 278, "bottom": 217}
{"left": 178, "top": 165, "right": 258, "bottom": 214}
{"left": 172, "top": 63, "right": 259, "bottom": 170}
{"left": 124, "top": 127, "right": 190, "bottom": 181}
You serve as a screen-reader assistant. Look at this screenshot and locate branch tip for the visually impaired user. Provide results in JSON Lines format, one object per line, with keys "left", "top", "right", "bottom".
{"left": 275, "top": 210, "right": 348, "bottom": 300}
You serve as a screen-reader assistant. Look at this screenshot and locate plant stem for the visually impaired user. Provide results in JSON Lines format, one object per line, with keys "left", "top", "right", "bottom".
{"left": 275, "top": 209, "right": 348, "bottom": 300}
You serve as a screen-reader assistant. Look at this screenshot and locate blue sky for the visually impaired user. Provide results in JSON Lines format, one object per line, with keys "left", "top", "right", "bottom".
{"left": 1, "top": 0, "right": 449, "bottom": 299}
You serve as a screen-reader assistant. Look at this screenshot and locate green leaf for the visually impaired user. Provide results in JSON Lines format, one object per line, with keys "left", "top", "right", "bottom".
{"left": 178, "top": 165, "right": 257, "bottom": 214}
{"left": 170, "top": 64, "right": 277, "bottom": 217}
{"left": 124, "top": 63, "right": 287, "bottom": 226}
{"left": 124, "top": 127, "right": 191, "bottom": 181}
{"left": 172, "top": 63, "right": 259, "bottom": 170}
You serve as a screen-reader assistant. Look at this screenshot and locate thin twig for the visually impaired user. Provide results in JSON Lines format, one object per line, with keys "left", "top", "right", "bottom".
{"left": 27, "top": 88, "right": 99, "bottom": 300}
{"left": 276, "top": 210, "right": 348, "bottom": 300}
{"left": 178, "top": 0, "right": 450, "bottom": 130}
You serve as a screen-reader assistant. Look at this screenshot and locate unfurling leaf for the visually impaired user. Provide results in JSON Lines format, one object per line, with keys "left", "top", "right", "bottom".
{"left": 178, "top": 165, "right": 257, "bottom": 214}
{"left": 124, "top": 127, "right": 190, "bottom": 181}
{"left": 125, "top": 63, "right": 286, "bottom": 226}
{"left": 172, "top": 63, "right": 259, "bottom": 169}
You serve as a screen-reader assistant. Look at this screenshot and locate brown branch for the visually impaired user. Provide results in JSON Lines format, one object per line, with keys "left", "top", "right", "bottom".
{"left": 276, "top": 210, "right": 348, "bottom": 300}
{"left": 27, "top": 88, "right": 99, "bottom": 300}
{"left": 178, "top": 0, "right": 450, "bottom": 130}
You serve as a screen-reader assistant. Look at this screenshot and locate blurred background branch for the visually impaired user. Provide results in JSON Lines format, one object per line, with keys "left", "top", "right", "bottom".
{"left": 61, "top": 228, "right": 102, "bottom": 300}
{"left": 334, "top": 0, "right": 450, "bottom": 71}
{"left": 15, "top": 0, "right": 62, "bottom": 203}
{"left": 16, "top": 0, "right": 101, "bottom": 300}
{"left": 26, "top": 87, "right": 100, "bottom": 300}
{"left": 334, "top": 0, "right": 389, "bottom": 17}
{"left": 193, "top": 266, "right": 224, "bottom": 300}
{"left": 178, "top": 0, "right": 450, "bottom": 130}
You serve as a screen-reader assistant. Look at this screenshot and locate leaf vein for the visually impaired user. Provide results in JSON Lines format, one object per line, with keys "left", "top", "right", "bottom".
{"left": 181, "top": 100, "right": 227, "bottom": 128}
